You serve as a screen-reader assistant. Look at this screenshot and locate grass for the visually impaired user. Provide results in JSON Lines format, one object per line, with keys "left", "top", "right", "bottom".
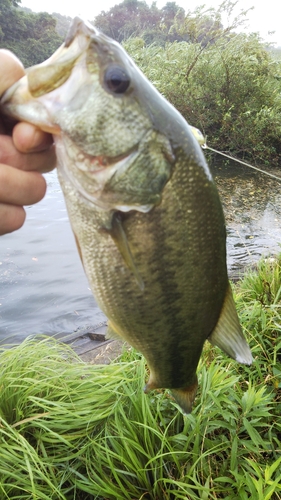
{"left": 0, "top": 257, "right": 280, "bottom": 499}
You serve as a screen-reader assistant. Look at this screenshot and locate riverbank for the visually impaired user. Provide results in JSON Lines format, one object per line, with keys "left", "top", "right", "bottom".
{"left": 0, "top": 256, "right": 280, "bottom": 499}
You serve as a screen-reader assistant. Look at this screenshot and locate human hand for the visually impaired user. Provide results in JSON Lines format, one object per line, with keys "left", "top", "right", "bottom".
{"left": 0, "top": 49, "right": 56, "bottom": 235}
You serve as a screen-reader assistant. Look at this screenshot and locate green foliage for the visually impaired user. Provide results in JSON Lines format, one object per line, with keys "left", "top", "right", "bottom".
{"left": 94, "top": 1, "right": 251, "bottom": 47}
{"left": 0, "top": 252, "right": 280, "bottom": 500}
{"left": 93, "top": 0, "right": 204, "bottom": 46}
{"left": 270, "top": 48, "right": 281, "bottom": 63}
{"left": 0, "top": 0, "right": 21, "bottom": 10}
{"left": 1, "top": 0, "right": 280, "bottom": 166}
{"left": 94, "top": 0, "right": 163, "bottom": 44}
{"left": 124, "top": 31, "right": 281, "bottom": 165}
{"left": 235, "top": 257, "right": 281, "bottom": 375}
{"left": 52, "top": 12, "right": 73, "bottom": 38}
{"left": 0, "top": 2, "right": 63, "bottom": 66}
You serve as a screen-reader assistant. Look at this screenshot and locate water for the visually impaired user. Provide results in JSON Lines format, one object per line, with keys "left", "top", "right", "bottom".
{"left": 0, "top": 170, "right": 106, "bottom": 342}
{"left": 212, "top": 160, "right": 281, "bottom": 274}
{"left": 1, "top": 162, "right": 281, "bottom": 342}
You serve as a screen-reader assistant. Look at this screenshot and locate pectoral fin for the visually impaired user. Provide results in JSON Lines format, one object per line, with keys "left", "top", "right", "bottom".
{"left": 109, "top": 213, "right": 144, "bottom": 291}
{"left": 106, "top": 321, "right": 121, "bottom": 340}
{"left": 208, "top": 284, "right": 252, "bottom": 365}
{"left": 73, "top": 232, "right": 84, "bottom": 267}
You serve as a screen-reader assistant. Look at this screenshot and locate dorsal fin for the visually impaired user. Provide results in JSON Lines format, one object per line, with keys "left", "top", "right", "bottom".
{"left": 208, "top": 284, "right": 252, "bottom": 365}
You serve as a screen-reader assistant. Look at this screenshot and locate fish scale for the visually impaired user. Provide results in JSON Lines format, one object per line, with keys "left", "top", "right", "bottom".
{"left": 61, "top": 153, "right": 227, "bottom": 390}
{"left": 1, "top": 18, "right": 253, "bottom": 413}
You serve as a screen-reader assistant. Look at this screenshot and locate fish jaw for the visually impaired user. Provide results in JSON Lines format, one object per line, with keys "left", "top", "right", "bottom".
{"left": 0, "top": 19, "right": 101, "bottom": 135}
{"left": 1, "top": 76, "right": 60, "bottom": 134}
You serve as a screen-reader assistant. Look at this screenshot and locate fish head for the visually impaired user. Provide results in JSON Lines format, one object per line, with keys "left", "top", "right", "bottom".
{"left": 2, "top": 19, "right": 147, "bottom": 142}
{"left": 2, "top": 18, "right": 196, "bottom": 212}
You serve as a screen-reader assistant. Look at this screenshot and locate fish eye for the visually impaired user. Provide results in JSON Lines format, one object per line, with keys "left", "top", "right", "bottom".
{"left": 104, "top": 65, "right": 130, "bottom": 94}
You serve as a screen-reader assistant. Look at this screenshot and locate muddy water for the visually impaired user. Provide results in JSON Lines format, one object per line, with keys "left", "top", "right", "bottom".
{"left": 212, "top": 160, "right": 281, "bottom": 274}
{"left": 1, "top": 161, "right": 281, "bottom": 342}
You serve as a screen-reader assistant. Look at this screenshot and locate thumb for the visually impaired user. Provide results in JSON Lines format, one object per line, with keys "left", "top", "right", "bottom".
{"left": 0, "top": 49, "right": 25, "bottom": 97}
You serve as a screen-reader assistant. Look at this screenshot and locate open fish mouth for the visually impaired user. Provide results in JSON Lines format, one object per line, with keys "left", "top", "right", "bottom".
{"left": 0, "top": 19, "right": 100, "bottom": 134}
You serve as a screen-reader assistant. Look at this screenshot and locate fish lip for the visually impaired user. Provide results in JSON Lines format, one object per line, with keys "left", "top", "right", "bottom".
{"left": 64, "top": 17, "right": 98, "bottom": 47}
{"left": 1, "top": 77, "right": 61, "bottom": 134}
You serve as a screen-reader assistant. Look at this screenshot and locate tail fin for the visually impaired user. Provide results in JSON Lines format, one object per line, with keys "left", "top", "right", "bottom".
{"left": 170, "top": 379, "right": 198, "bottom": 414}
{"left": 145, "top": 372, "right": 198, "bottom": 414}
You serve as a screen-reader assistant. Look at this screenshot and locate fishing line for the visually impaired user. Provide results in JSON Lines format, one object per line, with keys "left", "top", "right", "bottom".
{"left": 202, "top": 143, "right": 281, "bottom": 183}
{"left": 189, "top": 126, "right": 281, "bottom": 183}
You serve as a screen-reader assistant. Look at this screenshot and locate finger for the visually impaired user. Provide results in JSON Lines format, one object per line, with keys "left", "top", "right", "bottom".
{"left": 0, "top": 203, "right": 26, "bottom": 235}
{"left": 0, "top": 164, "right": 47, "bottom": 205}
{"left": 0, "top": 135, "right": 57, "bottom": 173}
{"left": 0, "top": 50, "right": 25, "bottom": 97}
{"left": 0, "top": 49, "right": 25, "bottom": 135}
{"left": 13, "top": 122, "right": 54, "bottom": 153}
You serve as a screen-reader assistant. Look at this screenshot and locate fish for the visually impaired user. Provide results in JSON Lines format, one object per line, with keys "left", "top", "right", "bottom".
{"left": 1, "top": 18, "right": 252, "bottom": 413}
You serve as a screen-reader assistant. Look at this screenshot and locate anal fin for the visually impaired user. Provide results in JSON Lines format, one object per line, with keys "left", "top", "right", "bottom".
{"left": 208, "top": 284, "right": 252, "bottom": 365}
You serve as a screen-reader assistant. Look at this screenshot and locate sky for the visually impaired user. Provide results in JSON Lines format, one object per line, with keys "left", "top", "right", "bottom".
{"left": 20, "top": 0, "right": 281, "bottom": 46}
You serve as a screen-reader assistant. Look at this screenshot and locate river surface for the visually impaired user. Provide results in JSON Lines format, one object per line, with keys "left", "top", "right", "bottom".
{"left": 1, "top": 160, "right": 281, "bottom": 343}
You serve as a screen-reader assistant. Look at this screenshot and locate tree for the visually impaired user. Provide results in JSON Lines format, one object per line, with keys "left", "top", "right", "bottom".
{"left": 94, "top": 0, "right": 160, "bottom": 43}
{"left": 0, "top": 2, "right": 63, "bottom": 66}
{"left": 93, "top": 0, "right": 188, "bottom": 45}
{"left": 93, "top": 0, "right": 252, "bottom": 48}
{"left": 52, "top": 12, "right": 73, "bottom": 38}
{"left": 0, "top": 0, "right": 21, "bottom": 10}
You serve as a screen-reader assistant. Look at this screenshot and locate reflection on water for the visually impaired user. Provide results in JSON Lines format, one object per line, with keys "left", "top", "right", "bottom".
{"left": 211, "top": 160, "right": 281, "bottom": 274}
{"left": 1, "top": 161, "right": 281, "bottom": 342}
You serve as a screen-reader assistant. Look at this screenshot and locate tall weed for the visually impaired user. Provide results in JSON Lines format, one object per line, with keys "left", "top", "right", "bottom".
{"left": 0, "top": 257, "right": 280, "bottom": 499}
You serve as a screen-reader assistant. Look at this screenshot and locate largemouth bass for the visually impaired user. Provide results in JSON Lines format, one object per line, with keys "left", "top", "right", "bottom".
{"left": 1, "top": 18, "right": 252, "bottom": 413}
